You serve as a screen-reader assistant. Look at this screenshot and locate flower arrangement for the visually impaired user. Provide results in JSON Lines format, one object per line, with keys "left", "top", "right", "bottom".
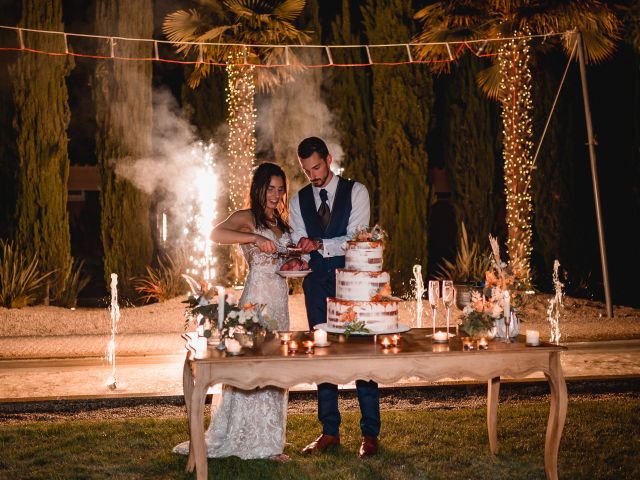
{"left": 460, "top": 235, "right": 527, "bottom": 338}
{"left": 484, "top": 235, "right": 530, "bottom": 313}
{"left": 351, "top": 224, "right": 387, "bottom": 243}
{"left": 461, "top": 290, "right": 502, "bottom": 338}
{"left": 182, "top": 275, "right": 277, "bottom": 341}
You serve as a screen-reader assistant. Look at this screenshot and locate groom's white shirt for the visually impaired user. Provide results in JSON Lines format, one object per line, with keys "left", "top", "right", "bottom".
{"left": 289, "top": 173, "right": 370, "bottom": 258}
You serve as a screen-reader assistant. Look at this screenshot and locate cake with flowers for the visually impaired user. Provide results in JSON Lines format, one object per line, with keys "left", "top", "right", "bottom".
{"left": 327, "top": 227, "right": 399, "bottom": 333}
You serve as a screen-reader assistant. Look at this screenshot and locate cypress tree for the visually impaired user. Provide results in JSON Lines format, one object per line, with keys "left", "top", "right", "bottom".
{"left": 362, "top": 0, "right": 433, "bottom": 290}
{"left": 0, "top": 4, "right": 19, "bottom": 240}
{"left": 93, "top": 0, "right": 154, "bottom": 298}
{"left": 531, "top": 54, "right": 576, "bottom": 289}
{"left": 439, "top": 55, "right": 500, "bottom": 247}
{"left": 328, "top": 0, "right": 377, "bottom": 213}
{"left": 10, "top": 0, "right": 72, "bottom": 294}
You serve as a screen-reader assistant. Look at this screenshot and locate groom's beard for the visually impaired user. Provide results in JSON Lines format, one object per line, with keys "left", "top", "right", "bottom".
{"left": 311, "top": 170, "right": 331, "bottom": 187}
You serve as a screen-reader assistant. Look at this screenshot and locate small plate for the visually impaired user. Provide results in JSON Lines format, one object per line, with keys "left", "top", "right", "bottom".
{"left": 277, "top": 270, "right": 312, "bottom": 278}
{"left": 225, "top": 350, "right": 245, "bottom": 356}
{"left": 314, "top": 341, "right": 332, "bottom": 347}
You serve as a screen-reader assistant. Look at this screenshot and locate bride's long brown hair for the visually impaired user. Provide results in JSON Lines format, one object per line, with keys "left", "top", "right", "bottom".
{"left": 249, "top": 162, "right": 291, "bottom": 233}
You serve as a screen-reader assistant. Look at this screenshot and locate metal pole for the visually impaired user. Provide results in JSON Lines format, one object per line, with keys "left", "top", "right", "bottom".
{"left": 575, "top": 32, "right": 613, "bottom": 318}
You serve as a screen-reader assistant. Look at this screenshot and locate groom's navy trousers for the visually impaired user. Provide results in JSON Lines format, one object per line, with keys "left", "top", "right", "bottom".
{"left": 298, "top": 178, "right": 381, "bottom": 438}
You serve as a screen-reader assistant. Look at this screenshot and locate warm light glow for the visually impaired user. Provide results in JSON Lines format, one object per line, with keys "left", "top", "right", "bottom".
{"left": 184, "top": 141, "right": 219, "bottom": 281}
{"left": 225, "top": 52, "right": 257, "bottom": 284}
{"left": 226, "top": 52, "right": 256, "bottom": 211}
{"left": 498, "top": 28, "right": 533, "bottom": 285}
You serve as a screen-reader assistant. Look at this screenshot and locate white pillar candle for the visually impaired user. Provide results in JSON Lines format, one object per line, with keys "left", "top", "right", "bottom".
{"left": 503, "top": 290, "right": 510, "bottom": 320}
{"left": 216, "top": 286, "right": 225, "bottom": 331}
{"left": 195, "top": 336, "right": 208, "bottom": 358}
{"left": 526, "top": 330, "right": 540, "bottom": 345}
{"left": 314, "top": 329, "right": 328, "bottom": 345}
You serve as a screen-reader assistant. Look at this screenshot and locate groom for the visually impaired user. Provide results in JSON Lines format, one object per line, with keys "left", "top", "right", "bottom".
{"left": 289, "top": 136, "right": 381, "bottom": 458}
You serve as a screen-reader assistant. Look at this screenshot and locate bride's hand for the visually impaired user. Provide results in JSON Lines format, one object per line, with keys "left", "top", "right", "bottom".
{"left": 254, "top": 234, "right": 277, "bottom": 254}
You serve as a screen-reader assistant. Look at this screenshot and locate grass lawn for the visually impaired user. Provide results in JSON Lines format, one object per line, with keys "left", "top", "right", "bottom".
{"left": 1, "top": 398, "right": 638, "bottom": 479}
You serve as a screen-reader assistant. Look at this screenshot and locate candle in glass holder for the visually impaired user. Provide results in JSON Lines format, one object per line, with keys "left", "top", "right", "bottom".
{"left": 288, "top": 340, "right": 299, "bottom": 353}
{"left": 526, "top": 330, "right": 540, "bottom": 346}
{"left": 314, "top": 329, "right": 328, "bottom": 345}
{"left": 462, "top": 338, "right": 475, "bottom": 351}
{"left": 391, "top": 334, "right": 400, "bottom": 347}
{"left": 478, "top": 338, "right": 489, "bottom": 350}
{"left": 280, "top": 332, "right": 291, "bottom": 345}
{"left": 303, "top": 340, "right": 315, "bottom": 354}
{"left": 225, "top": 339, "right": 241, "bottom": 354}
{"left": 380, "top": 337, "right": 391, "bottom": 349}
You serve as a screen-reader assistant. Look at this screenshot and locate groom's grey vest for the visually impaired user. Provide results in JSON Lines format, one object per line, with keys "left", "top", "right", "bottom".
{"left": 298, "top": 176, "right": 354, "bottom": 276}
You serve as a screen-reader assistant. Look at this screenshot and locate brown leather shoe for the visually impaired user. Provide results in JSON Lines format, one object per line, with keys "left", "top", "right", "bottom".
{"left": 301, "top": 434, "right": 340, "bottom": 454}
{"left": 358, "top": 436, "right": 379, "bottom": 458}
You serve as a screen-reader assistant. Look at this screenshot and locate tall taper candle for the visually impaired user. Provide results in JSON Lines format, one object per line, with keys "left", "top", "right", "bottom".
{"left": 216, "top": 286, "right": 225, "bottom": 332}
{"left": 503, "top": 290, "right": 511, "bottom": 321}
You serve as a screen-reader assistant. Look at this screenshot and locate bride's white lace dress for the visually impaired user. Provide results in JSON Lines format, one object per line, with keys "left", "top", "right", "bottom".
{"left": 174, "top": 226, "right": 291, "bottom": 459}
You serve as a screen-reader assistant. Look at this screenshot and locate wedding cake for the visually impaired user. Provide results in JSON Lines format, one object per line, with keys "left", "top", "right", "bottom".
{"left": 327, "top": 240, "right": 399, "bottom": 333}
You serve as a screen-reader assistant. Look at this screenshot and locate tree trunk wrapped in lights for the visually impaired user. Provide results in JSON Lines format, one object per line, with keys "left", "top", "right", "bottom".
{"left": 226, "top": 55, "right": 257, "bottom": 213}
{"left": 11, "top": 0, "right": 72, "bottom": 297}
{"left": 225, "top": 55, "right": 256, "bottom": 284}
{"left": 498, "top": 31, "right": 534, "bottom": 285}
{"left": 93, "top": 0, "right": 154, "bottom": 299}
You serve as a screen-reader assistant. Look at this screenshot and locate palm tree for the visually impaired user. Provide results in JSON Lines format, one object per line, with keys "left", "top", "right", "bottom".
{"left": 413, "top": 1, "right": 620, "bottom": 286}
{"left": 164, "top": 0, "right": 309, "bottom": 282}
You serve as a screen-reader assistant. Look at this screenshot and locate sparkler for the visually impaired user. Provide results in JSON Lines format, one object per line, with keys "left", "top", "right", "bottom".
{"left": 184, "top": 141, "right": 219, "bottom": 282}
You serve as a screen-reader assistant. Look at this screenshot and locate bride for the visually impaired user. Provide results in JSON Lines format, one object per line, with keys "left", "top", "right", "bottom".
{"left": 174, "top": 162, "right": 291, "bottom": 461}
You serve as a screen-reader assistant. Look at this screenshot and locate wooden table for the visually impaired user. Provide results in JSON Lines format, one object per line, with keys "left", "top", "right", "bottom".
{"left": 182, "top": 329, "right": 567, "bottom": 479}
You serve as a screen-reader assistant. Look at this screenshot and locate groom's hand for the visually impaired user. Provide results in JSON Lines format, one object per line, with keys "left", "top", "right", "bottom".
{"left": 297, "top": 237, "right": 320, "bottom": 254}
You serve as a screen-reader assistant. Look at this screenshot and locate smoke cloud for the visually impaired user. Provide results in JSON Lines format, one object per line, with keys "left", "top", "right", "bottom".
{"left": 115, "top": 88, "right": 225, "bottom": 246}
{"left": 257, "top": 67, "right": 343, "bottom": 194}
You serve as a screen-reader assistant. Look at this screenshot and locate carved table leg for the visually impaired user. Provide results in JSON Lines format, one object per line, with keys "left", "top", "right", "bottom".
{"left": 189, "top": 369, "right": 211, "bottom": 480}
{"left": 544, "top": 352, "right": 568, "bottom": 480}
{"left": 182, "top": 356, "right": 196, "bottom": 472}
{"left": 487, "top": 376, "right": 501, "bottom": 454}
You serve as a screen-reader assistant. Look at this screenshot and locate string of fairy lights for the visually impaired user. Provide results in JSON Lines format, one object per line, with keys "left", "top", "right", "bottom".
{"left": 498, "top": 28, "right": 534, "bottom": 284}
{"left": 1, "top": 24, "right": 578, "bottom": 283}
{"left": 225, "top": 52, "right": 257, "bottom": 212}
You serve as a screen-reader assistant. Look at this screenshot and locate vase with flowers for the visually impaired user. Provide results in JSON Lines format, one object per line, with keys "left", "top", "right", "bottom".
{"left": 461, "top": 290, "right": 499, "bottom": 339}
{"left": 182, "top": 275, "right": 277, "bottom": 350}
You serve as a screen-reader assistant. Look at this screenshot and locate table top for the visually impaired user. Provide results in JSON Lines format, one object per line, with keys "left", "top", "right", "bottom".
{"left": 187, "top": 328, "right": 565, "bottom": 364}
